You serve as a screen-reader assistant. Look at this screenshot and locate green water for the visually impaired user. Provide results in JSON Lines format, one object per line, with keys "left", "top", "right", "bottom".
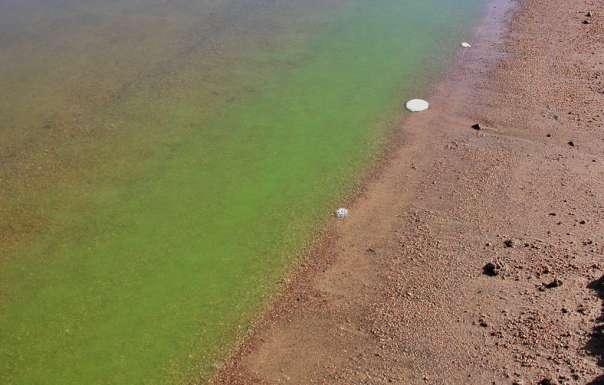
{"left": 0, "top": 0, "right": 483, "bottom": 384}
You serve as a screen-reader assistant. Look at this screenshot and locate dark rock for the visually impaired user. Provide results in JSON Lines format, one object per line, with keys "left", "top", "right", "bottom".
{"left": 544, "top": 278, "right": 563, "bottom": 289}
{"left": 471, "top": 123, "right": 482, "bottom": 130}
{"left": 568, "top": 141, "right": 575, "bottom": 146}
{"left": 503, "top": 239, "right": 518, "bottom": 248}
{"left": 587, "top": 10, "right": 593, "bottom": 17}
{"left": 483, "top": 262, "right": 501, "bottom": 276}
{"left": 583, "top": 19, "right": 592, "bottom": 24}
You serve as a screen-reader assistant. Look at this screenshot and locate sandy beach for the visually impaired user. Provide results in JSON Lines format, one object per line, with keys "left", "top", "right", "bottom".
{"left": 211, "top": 0, "right": 604, "bottom": 384}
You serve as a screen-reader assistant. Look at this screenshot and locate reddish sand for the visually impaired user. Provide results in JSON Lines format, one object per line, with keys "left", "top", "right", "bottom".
{"left": 211, "top": 0, "right": 604, "bottom": 384}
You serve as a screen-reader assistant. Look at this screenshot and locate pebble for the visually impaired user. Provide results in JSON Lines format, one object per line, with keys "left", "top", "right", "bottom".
{"left": 504, "top": 239, "right": 519, "bottom": 248}
{"left": 335, "top": 208, "right": 349, "bottom": 219}
{"left": 405, "top": 99, "right": 429, "bottom": 112}
{"left": 544, "top": 278, "right": 563, "bottom": 289}
{"left": 483, "top": 262, "right": 501, "bottom": 276}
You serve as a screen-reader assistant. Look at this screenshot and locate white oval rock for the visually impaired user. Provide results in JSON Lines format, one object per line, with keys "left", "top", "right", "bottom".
{"left": 335, "top": 208, "right": 349, "bottom": 219}
{"left": 461, "top": 41, "right": 472, "bottom": 48}
{"left": 405, "top": 99, "right": 429, "bottom": 112}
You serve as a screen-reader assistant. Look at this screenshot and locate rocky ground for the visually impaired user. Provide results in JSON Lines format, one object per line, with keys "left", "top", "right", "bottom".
{"left": 209, "top": 0, "right": 604, "bottom": 384}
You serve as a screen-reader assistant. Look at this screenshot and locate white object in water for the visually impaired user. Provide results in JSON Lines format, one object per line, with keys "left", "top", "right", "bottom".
{"left": 460, "top": 41, "right": 472, "bottom": 48}
{"left": 405, "top": 99, "right": 429, "bottom": 112}
{"left": 335, "top": 208, "right": 349, "bottom": 219}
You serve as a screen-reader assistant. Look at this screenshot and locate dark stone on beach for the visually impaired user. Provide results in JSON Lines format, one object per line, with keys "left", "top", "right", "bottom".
{"left": 544, "top": 278, "right": 563, "bottom": 289}
{"left": 583, "top": 19, "right": 592, "bottom": 24}
{"left": 483, "top": 262, "right": 501, "bottom": 276}
{"left": 503, "top": 239, "right": 517, "bottom": 248}
{"left": 471, "top": 123, "right": 482, "bottom": 130}
{"left": 568, "top": 141, "right": 575, "bottom": 146}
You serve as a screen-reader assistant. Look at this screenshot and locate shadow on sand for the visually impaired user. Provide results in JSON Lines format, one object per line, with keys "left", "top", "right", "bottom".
{"left": 586, "top": 275, "right": 604, "bottom": 385}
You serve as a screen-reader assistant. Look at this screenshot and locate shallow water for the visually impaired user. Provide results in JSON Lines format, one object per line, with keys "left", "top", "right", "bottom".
{"left": 0, "top": 0, "right": 483, "bottom": 384}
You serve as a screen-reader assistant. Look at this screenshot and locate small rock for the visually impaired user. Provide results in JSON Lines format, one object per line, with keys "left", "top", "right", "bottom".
{"left": 483, "top": 262, "right": 501, "bottom": 277}
{"left": 544, "top": 278, "right": 563, "bottom": 289}
{"left": 568, "top": 141, "right": 575, "bottom": 146}
{"left": 561, "top": 307, "right": 569, "bottom": 314}
{"left": 583, "top": 19, "right": 591, "bottom": 24}
{"left": 587, "top": 10, "right": 593, "bottom": 17}
{"left": 503, "top": 239, "right": 518, "bottom": 248}
{"left": 335, "top": 208, "right": 349, "bottom": 219}
{"left": 405, "top": 99, "right": 429, "bottom": 112}
{"left": 472, "top": 123, "right": 482, "bottom": 130}
{"left": 478, "top": 318, "right": 488, "bottom": 327}
{"left": 512, "top": 380, "right": 525, "bottom": 385}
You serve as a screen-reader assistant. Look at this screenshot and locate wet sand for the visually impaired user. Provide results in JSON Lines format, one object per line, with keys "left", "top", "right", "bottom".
{"left": 211, "top": 0, "right": 604, "bottom": 384}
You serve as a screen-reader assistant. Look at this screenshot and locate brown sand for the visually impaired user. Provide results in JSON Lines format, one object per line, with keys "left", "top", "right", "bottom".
{"left": 211, "top": 0, "right": 604, "bottom": 384}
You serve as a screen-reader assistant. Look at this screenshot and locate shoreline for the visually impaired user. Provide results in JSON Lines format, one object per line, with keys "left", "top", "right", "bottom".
{"left": 211, "top": 0, "right": 604, "bottom": 384}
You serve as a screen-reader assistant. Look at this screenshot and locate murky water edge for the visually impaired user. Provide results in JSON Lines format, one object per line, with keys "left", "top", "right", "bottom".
{"left": 1, "top": 1, "right": 483, "bottom": 384}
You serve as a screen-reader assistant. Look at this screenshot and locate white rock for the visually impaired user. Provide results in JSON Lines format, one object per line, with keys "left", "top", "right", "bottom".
{"left": 461, "top": 41, "right": 472, "bottom": 48}
{"left": 405, "top": 99, "right": 429, "bottom": 112}
{"left": 335, "top": 208, "right": 349, "bottom": 219}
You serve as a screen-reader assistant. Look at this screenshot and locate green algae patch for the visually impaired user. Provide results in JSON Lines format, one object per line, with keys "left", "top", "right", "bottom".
{"left": 0, "top": 0, "right": 482, "bottom": 384}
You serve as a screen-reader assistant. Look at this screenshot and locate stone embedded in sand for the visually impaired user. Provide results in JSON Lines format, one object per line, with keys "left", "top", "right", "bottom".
{"left": 503, "top": 239, "right": 518, "bottom": 248}
{"left": 472, "top": 123, "right": 482, "bottom": 130}
{"left": 405, "top": 99, "right": 429, "bottom": 112}
{"left": 483, "top": 262, "right": 501, "bottom": 276}
{"left": 460, "top": 41, "right": 472, "bottom": 48}
{"left": 544, "top": 278, "right": 563, "bottom": 289}
{"left": 335, "top": 207, "right": 349, "bottom": 219}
